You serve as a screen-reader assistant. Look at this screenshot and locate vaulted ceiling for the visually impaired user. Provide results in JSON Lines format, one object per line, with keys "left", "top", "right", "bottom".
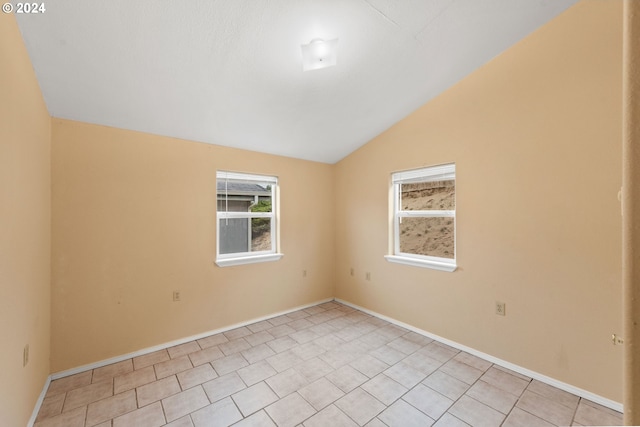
{"left": 16, "top": 0, "right": 578, "bottom": 163}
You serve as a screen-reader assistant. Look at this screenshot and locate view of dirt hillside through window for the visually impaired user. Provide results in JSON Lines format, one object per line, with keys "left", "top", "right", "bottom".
{"left": 400, "top": 181, "right": 455, "bottom": 259}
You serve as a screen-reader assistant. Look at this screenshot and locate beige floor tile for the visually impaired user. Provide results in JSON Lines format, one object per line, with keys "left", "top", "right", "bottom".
{"left": 350, "top": 354, "right": 389, "bottom": 379}
{"left": 242, "top": 343, "right": 277, "bottom": 365}
{"left": 165, "top": 415, "right": 195, "bottom": 427}
{"left": 155, "top": 355, "right": 193, "bottom": 379}
{"left": 197, "top": 333, "right": 229, "bottom": 349}
{"left": 417, "top": 342, "right": 459, "bottom": 363}
{"left": 265, "top": 392, "right": 315, "bottom": 427}
{"left": 168, "top": 341, "right": 202, "bottom": 359}
{"left": 202, "top": 372, "right": 246, "bottom": 403}
{"left": 480, "top": 366, "right": 530, "bottom": 396}
{"left": 233, "top": 410, "right": 277, "bottom": 427}
{"left": 245, "top": 331, "right": 276, "bottom": 347}
{"left": 266, "top": 350, "right": 304, "bottom": 372}
{"left": 378, "top": 399, "right": 435, "bottom": 427}
{"left": 298, "top": 377, "right": 345, "bottom": 411}
{"left": 423, "top": 371, "right": 470, "bottom": 401}
{"left": 291, "top": 342, "right": 326, "bottom": 361}
{"left": 403, "top": 383, "right": 453, "bottom": 420}
{"left": 34, "top": 406, "right": 86, "bottom": 427}
{"left": 402, "top": 352, "right": 443, "bottom": 376}
{"left": 432, "top": 413, "right": 470, "bottom": 427}
{"left": 439, "top": 359, "right": 484, "bottom": 385}
{"left": 133, "top": 349, "right": 170, "bottom": 370}
{"left": 452, "top": 352, "right": 492, "bottom": 372}
{"left": 268, "top": 324, "right": 296, "bottom": 338}
{"left": 191, "top": 397, "right": 243, "bottom": 427}
{"left": 232, "top": 382, "right": 279, "bottom": 417}
{"left": 35, "top": 392, "right": 65, "bottom": 422}
{"left": 267, "top": 336, "right": 298, "bottom": 353}
{"left": 502, "top": 407, "right": 554, "bottom": 427}
{"left": 177, "top": 363, "right": 218, "bottom": 390}
{"left": 189, "top": 346, "right": 225, "bottom": 366}
{"left": 238, "top": 360, "right": 277, "bottom": 386}
{"left": 288, "top": 318, "right": 314, "bottom": 331}
{"left": 63, "top": 379, "right": 113, "bottom": 411}
{"left": 573, "top": 400, "right": 623, "bottom": 426}
{"left": 92, "top": 360, "right": 133, "bottom": 384}
{"left": 466, "top": 380, "right": 518, "bottom": 414}
{"left": 46, "top": 371, "right": 92, "bottom": 396}
{"left": 248, "top": 320, "right": 274, "bottom": 333}
{"left": 290, "top": 329, "right": 320, "bottom": 344}
{"left": 137, "top": 375, "right": 181, "bottom": 407}
{"left": 304, "top": 405, "right": 358, "bottom": 427}
{"left": 224, "top": 327, "right": 253, "bottom": 340}
{"left": 526, "top": 380, "right": 580, "bottom": 410}
{"left": 516, "top": 390, "right": 574, "bottom": 426}
{"left": 211, "top": 353, "right": 249, "bottom": 376}
{"left": 295, "top": 357, "right": 334, "bottom": 382}
{"left": 266, "top": 368, "right": 309, "bottom": 398}
{"left": 368, "top": 344, "right": 406, "bottom": 365}
{"left": 162, "top": 386, "right": 210, "bottom": 422}
{"left": 219, "top": 338, "right": 252, "bottom": 356}
{"left": 383, "top": 361, "right": 425, "bottom": 389}
{"left": 325, "top": 365, "right": 368, "bottom": 393}
{"left": 361, "top": 374, "right": 408, "bottom": 406}
{"left": 113, "top": 401, "right": 165, "bottom": 427}
{"left": 86, "top": 389, "right": 137, "bottom": 427}
{"left": 335, "top": 387, "right": 386, "bottom": 426}
{"left": 114, "top": 365, "right": 156, "bottom": 394}
{"left": 448, "top": 395, "right": 505, "bottom": 427}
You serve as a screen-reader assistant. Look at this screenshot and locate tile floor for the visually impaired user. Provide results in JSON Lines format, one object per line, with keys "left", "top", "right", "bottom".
{"left": 34, "top": 301, "right": 623, "bottom": 427}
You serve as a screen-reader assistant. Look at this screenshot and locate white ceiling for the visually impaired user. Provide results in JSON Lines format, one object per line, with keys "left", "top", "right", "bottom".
{"left": 16, "top": 0, "right": 578, "bottom": 164}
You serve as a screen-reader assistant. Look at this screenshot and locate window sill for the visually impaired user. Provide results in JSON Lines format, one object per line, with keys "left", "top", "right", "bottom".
{"left": 384, "top": 255, "right": 457, "bottom": 272}
{"left": 215, "top": 253, "right": 284, "bottom": 267}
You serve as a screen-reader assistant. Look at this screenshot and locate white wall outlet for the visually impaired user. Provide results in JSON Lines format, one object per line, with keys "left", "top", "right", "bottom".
{"left": 173, "top": 291, "right": 181, "bottom": 302}
{"left": 495, "top": 301, "right": 506, "bottom": 316}
{"left": 612, "top": 334, "right": 624, "bottom": 345}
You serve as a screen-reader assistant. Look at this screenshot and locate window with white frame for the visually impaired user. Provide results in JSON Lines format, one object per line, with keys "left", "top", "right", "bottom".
{"left": 215, "top": 171, "right": 282, "bottom": 267}
{"left": 385, "top": 163, "right": 456, "bottom": 272}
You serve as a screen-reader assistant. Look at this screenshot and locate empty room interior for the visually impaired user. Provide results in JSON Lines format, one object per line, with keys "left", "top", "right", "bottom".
{"left": 2, "top": 0, "right": 639, "bottom": 426}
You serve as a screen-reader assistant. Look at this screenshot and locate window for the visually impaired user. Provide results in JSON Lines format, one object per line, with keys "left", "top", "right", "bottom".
{"left": 385, "top": 163, "right": 456, "bottom": 272}
{"left": 215, "top": 171, "right": 282, "bottom": 267}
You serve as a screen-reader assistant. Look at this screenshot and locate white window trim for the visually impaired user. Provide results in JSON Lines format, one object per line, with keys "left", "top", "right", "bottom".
{"left": 387, "top": 163, "right": 457, "bottom": 272}
{"left": 215, "top": 171, "right": 282, "bottom": 267}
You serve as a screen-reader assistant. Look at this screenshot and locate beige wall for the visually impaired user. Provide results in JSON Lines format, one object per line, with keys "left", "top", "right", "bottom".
{"left": 0, "top": 14, "right": 52, "bottom": 427}
{"left": 334, "top": 0, "right": 623, "bottom": 402}
{"left": 51, "top": 120, "right": 335, "bottom": 372}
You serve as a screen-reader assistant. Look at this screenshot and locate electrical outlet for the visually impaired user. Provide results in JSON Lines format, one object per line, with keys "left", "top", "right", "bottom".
{"left": 365, "top": 272, "right": 371, "bottom": 281}
{"left": 350, "top": 268, "right": 354, "bottom": 276}
{"left": 173, "top": 291, "right": 181, "bottom": 302}
{"left": 612, "top": 334, "right": 624, "bottom": 345}
{"left": 23, "top": 344, "right": 29, "bottom": 367}
{"left": 495, "top": 301, "right": 506, "bottom": 316}
{"left": 303, "top": 270, "right": 307, "bottom": 278}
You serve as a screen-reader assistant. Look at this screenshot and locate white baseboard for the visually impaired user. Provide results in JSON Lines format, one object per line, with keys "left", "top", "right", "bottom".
{"left": 27, "top": 375, "right": 50, "bottom": 427}
{"left": 335, "top": 298, "right": 623, "bottom": 413}
{"left": 50, "top": 297, "right": 333, "bottom": 380}
{"left": 29, "top": 297, "right": 333, "bottom": 425}
{"left": 31, "top": 295, "right": 622, "bottom": 425}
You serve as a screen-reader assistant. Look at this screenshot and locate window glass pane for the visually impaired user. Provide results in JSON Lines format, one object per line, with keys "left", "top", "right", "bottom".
{"left": 217, "top": 179, "right": 272, "bottom": 213}
{"left": 399, "top": 217, "right": 454, "bottom": 259}
{"left": 251, "top": 218, "right": 272, "bottom": 252}
{"left": 219, "top": 218, "right": 249, "bottom": 254}
{"left": 401, "top": 179, "right": 455, "bottom": 211}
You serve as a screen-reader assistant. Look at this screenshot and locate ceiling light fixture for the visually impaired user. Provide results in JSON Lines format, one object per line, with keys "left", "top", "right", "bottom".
{"left": 301, "top": 38, "right": 338, "bottom": 71}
